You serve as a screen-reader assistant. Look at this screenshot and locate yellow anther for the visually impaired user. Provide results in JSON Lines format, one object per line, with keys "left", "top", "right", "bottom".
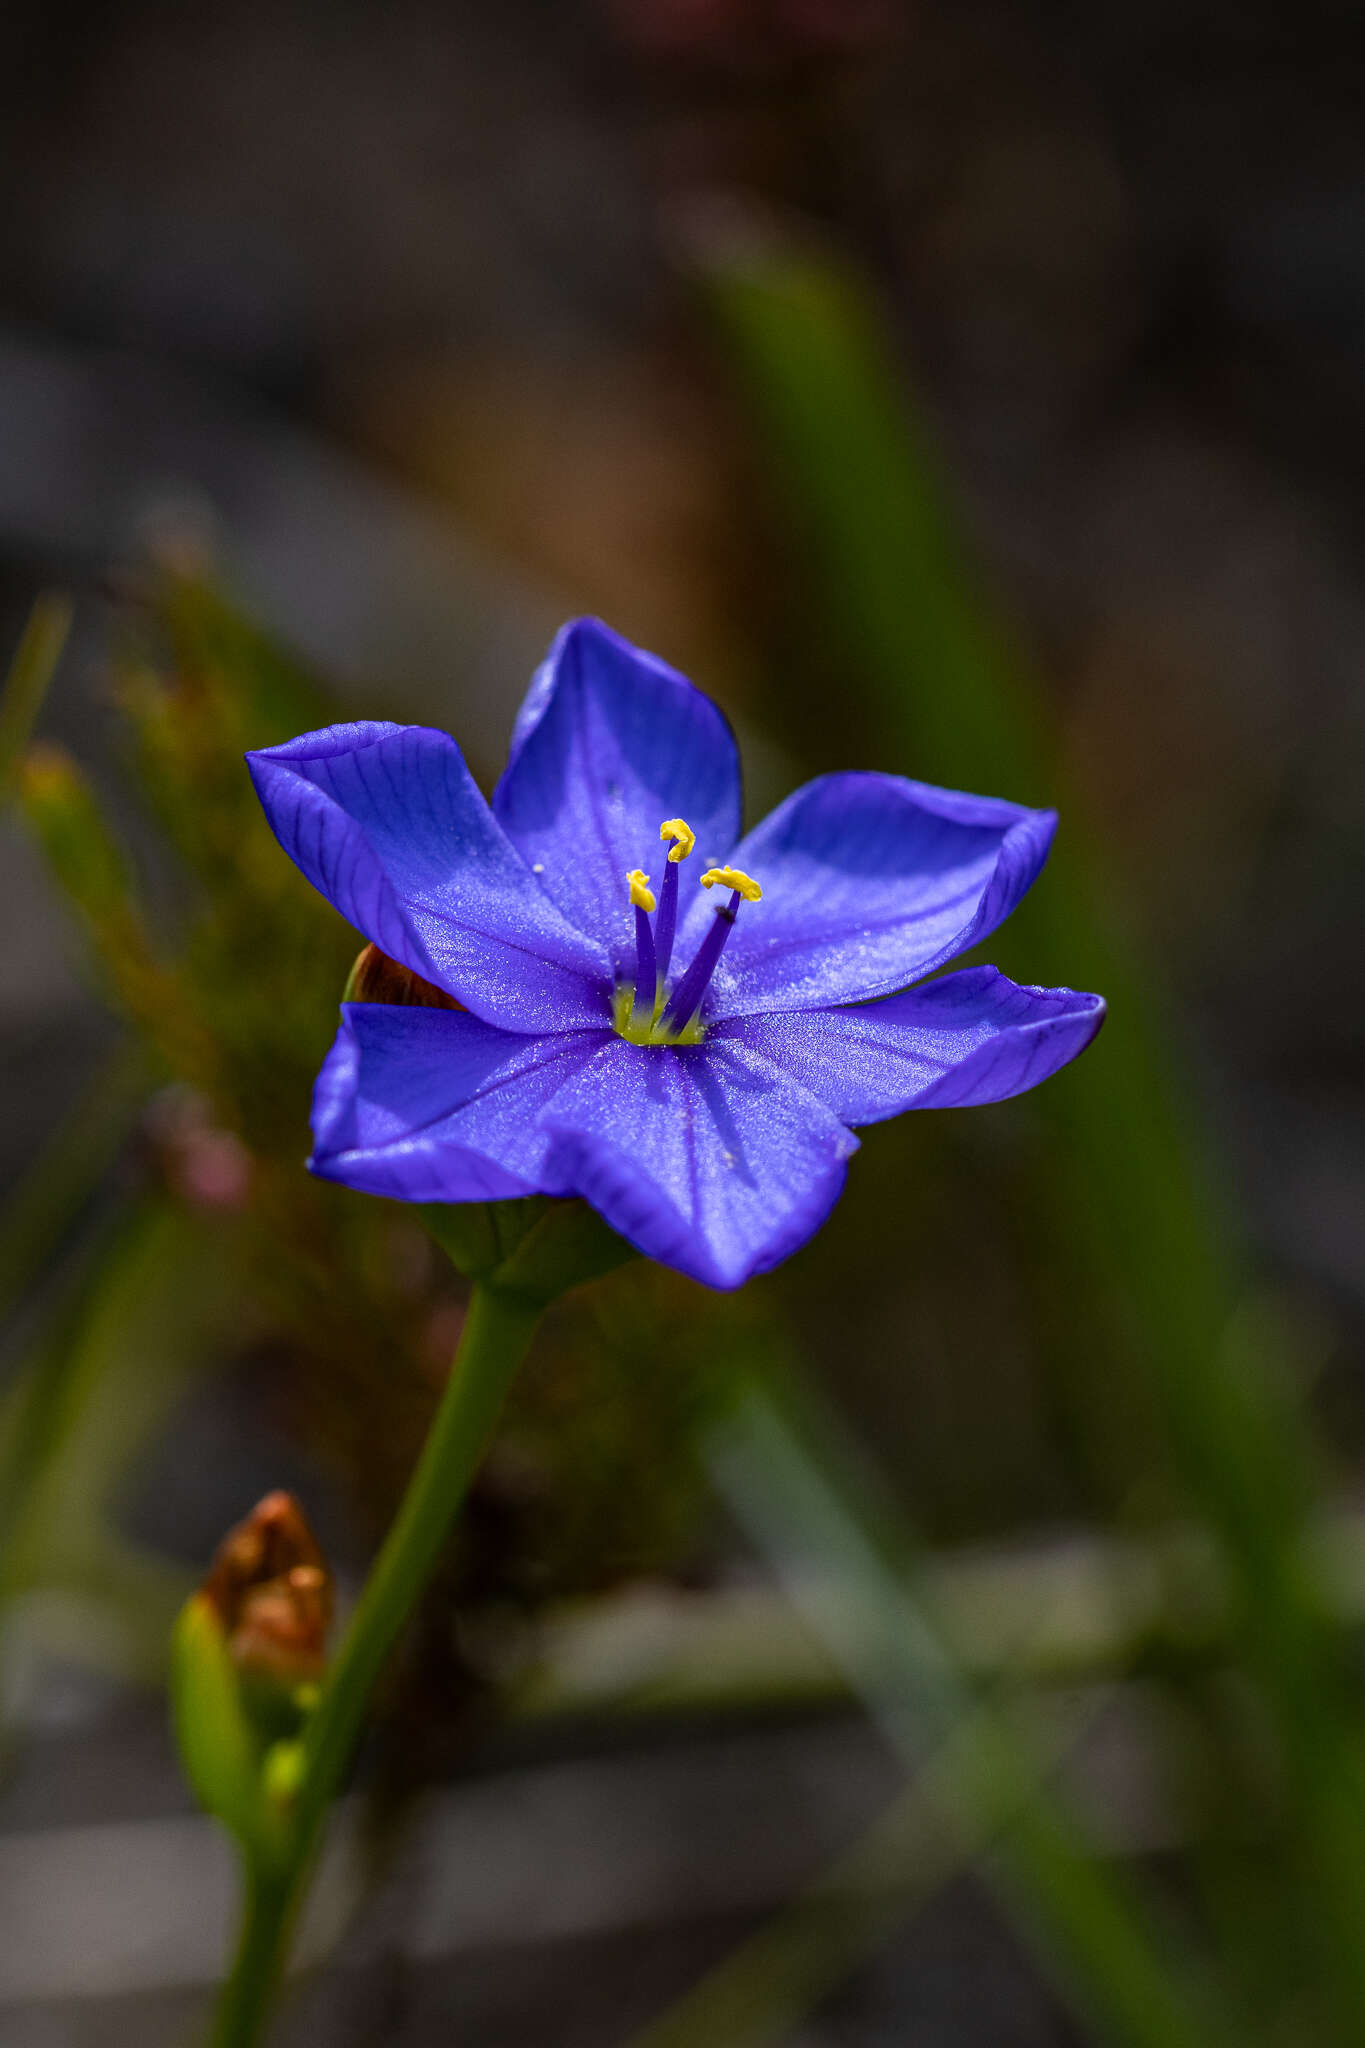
{"left": 659, "top": 817, "right": 696, "bottom": 863}
{"left": 700, "top": 865, "right": 762, "bottom": 903}
{"left": 626, "top": 868, "right": 657, "bottom": 912}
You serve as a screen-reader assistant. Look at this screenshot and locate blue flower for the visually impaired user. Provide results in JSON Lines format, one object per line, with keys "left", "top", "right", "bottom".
{"left": 248, "top": 619, "right": 1104, "bottom": 1289}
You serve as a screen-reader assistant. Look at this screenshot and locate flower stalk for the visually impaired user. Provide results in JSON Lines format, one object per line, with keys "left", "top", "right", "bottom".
{"left": 292, "top": 1284, "right": 540, "bottom": 1834}
{"left": 191, "top": 1238, "right": 583, "bottom": 2048}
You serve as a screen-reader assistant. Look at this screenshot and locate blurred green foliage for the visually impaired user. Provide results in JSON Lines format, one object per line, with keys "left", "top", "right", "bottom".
{"left": 691, "top": 231, "right": 1365, "bottom": 2045}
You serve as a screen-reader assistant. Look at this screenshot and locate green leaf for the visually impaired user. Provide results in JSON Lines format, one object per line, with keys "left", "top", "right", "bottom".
{"left": 700, "top": 232, "right": 1365, "bottom": 2023}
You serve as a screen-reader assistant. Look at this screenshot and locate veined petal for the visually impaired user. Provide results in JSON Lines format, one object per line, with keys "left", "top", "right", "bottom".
{"left": 248, "top": 723, "right": 612, "bottom": 1033}
{"left": 689, "top": 772, "right": 1056, "bottom": 1019}
{"left": 533, "top": 1038, "right": 857, "bottom": 1289}
{"left": 310, "top": 1008, "right": 855, "bottom": 1291}
{"left": 309, "top": 1004, "right": 607, "bottom": 1203}
{"left": 713, "top": 968, "right": 1105, "bottom": 1121}
{"left": 493, "top": 618, "right": 742, "bottom": 963}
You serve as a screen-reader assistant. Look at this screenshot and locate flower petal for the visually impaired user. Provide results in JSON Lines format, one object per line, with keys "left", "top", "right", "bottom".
{"left": 493, "top": 619, "right": 742, "bottom": 964}
{"left": 713, "top": 967, "right": 1105, "bottom": 1121}
{"left": 248, "top": 723, "right": 612, "bottom": 1033}
{"left": 533, "top": 1038, "right": 857, "bottom": 1289}
{"left": 689, "top": 773, "right": 1056, "bottom": 1019}
{"left": 309, "top": 1003, "right": 607, "bottom": 1202}
{"left": 310, "top": 1007, "right": 855, "bottom": 1291}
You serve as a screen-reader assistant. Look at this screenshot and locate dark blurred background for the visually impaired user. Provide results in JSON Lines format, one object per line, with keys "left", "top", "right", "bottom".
{"left": 1, "top": 4, "right": 1363, "bottom": 2045}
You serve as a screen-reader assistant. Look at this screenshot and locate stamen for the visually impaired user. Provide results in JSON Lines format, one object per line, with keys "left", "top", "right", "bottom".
{"left": 616, "top": 840, "right": 760, "bottom": 1047}
{"left": 654, "top": 816, "right": 695, "bottom": 992}
{"left": 627, "top": 869, "right": 657, "bottom": 1024}
{"left": 700, "top": 865, "right": 762, "bottom": 902}
{"left": 660, "top": 818, "right": 695, "bottom": 863}
{"left": 659, "top": 870, "right": 760, "bottom": 1038}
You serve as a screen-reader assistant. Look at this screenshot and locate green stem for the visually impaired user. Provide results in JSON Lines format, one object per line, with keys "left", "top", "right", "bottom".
{"left": 0, "top": 590, "right": 72, "bottom": 789}
{"left": 207, "top": 1282, "right": 543, "bottom": 2048}
{"left": 211, "top": 1869, "right": 292, "bottom": 2048}
{"left": 301, "top": 1284, "right": 541, "bottom": 1824}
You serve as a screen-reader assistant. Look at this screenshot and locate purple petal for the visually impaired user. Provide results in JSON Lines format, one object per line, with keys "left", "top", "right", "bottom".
{"left": 713, "top": 967, "right": 1105, "bottom": 1121}
{"left": 248, "top": 723, "right": 612, "bottom": 1033}
{"left": 309, "top": 1003, "right": 606, "bottom": 1203}
{"left": 311, "top": 1006, "right": 856, "bottom": 1291}
{"left": 535, "top": 1039, "right": 857, "bottom": 1290}
{"left": 493, "top": 619, "right": 742, "bottom": 965}
{"left": 686, "top": 773, "right": 1056, "bottom": 1019}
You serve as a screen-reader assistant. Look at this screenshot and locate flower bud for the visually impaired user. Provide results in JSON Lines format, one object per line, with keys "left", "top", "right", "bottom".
{"left": 172, "top": 1494, "right": 332, "bottom": 1852}
{"left": 343, "top": 942, "right": 462, "bottom": 1010}
{"left": 203, "top": 1490, "right": 333, "bottom": 1686}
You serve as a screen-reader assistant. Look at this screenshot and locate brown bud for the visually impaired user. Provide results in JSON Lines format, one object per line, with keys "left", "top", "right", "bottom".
{"left": 343, "top": 942, "right": 463, "bottom": 1010}
{"left": 202, "top": 1492, "right": 333, "bottom": 1685}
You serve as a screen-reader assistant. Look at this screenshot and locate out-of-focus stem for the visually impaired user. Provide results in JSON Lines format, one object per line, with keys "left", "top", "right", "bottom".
{"left": 299, "top": 1285, "right": 539, "bottom": 1822}
{"left": 206, "top": 1282, "right": 542, "bottom": 2048}
{"left": 0, "top": 592, "right": 72, "bottom": 790}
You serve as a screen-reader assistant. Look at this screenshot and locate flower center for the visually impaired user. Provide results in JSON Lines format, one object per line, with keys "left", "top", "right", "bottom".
{"left": 614, "top": 818, "right": 761, "bottom": 1046}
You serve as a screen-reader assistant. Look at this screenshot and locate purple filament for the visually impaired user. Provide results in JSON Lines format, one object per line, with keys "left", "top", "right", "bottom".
{"left": 633, "top": 900, "right": 657, "bottom": 1023}
{"left": 659, "top": 890, "right": 741, "bottom": 1036}
{"left": 653, "top": 859, "right": 680, "bottom": 989}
